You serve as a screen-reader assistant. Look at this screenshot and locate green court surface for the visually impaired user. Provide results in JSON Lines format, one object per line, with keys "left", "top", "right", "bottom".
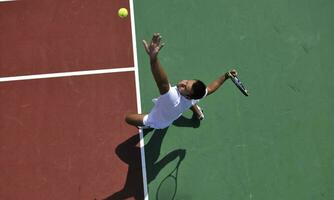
{"left": 134, "top": 0, "right": 334, "bottom": 199}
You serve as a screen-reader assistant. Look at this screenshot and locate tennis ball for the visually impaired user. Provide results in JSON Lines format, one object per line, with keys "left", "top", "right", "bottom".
{"left": 118, "top": 8, "right": 128, "bottom": 18}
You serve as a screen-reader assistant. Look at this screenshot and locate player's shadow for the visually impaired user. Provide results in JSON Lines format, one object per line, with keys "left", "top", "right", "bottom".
{"left": 172, "top": 114, "right": 201, "bottom": 128}
{"left": 103, "top": 128, "right": 186, "bottom": 200}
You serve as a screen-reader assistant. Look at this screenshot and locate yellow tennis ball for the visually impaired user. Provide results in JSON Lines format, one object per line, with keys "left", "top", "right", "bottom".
{"left": 118, "top": 8, "right": 128, "bottom": 18}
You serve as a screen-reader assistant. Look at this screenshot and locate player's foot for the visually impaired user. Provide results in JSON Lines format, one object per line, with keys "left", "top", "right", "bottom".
{"left": 194, "top": 105, "right": 204, "bottom": 120}
{"left": 137, "top": 125, "right": 152, "bottom": 129}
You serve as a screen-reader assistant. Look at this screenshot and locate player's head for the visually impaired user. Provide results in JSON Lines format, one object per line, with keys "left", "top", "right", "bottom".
{"left": 177, "top": 79, "right": 207, "bottom": 100}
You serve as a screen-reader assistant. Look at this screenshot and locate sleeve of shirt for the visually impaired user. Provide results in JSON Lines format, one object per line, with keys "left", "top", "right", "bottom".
{"left": 191, "top": 99, "right": 200, "bottom": 105}
{"left": 158, "top": 85, "right": 179, "bottom": 105}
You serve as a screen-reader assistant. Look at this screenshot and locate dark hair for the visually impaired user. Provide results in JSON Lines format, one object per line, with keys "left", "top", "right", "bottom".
{"left": 190, "top": 80, "right": 207, "bottom": 100}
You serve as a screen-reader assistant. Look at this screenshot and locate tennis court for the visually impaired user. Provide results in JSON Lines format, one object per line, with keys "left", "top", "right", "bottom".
{"left": 1, "top": 0, "right": 334, "bottom": 200}
{"left": 0, "top": 0, "right": 144, "bottom": 199}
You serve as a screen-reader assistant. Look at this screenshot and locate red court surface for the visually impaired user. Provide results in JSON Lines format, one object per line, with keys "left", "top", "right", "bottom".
{"left": 0, "top": 0, "right": 133, "bottom": 77}
{"left": 0, "top": 0, "right": 144, "bottom": 200}
{"left": 0, "top": 73, "right": 141, "bottom": 200}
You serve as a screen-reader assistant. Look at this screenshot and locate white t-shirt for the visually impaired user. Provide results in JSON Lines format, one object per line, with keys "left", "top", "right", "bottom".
{"left": 143, "top": 86, "right": 202, "bottom": 129}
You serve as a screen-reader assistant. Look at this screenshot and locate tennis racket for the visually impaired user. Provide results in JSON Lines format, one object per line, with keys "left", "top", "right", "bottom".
{"left": 228, "top": 72, "right": 249, "bottom": 96}
{"left": 156, "top": 160, "right": 182, "bottom": 200}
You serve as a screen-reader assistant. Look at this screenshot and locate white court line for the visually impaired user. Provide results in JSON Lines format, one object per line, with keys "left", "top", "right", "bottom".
{"left": 0, "top": 67, "right": 135, "bottom": 82}
{"left": 129, "top": 0, "right": 149, "bottom": 200}
{"left": 0, "top": 0, "right": 17, "bottom": 2}
{"left": 1, "top": 1, "right": 148, "bottom": 197}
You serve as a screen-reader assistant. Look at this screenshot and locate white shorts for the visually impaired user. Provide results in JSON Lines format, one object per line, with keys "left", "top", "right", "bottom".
{"left": 143, "top": 114, "right": 170, "bottom": 129}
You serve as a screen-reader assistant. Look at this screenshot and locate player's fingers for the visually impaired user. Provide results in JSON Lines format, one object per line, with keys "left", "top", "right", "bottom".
{"left": 152, "top": 33, "right": 157, "bottom": 41}
{"left": 230, "top": 69, "right": 237, "bottom": 76}
{"left": 153, "top": 33, "right": 160, "bottom": 43}
{"left": 159, "top": 43, "right": 165, "bottom": 50}
{"left": 142, "top": 40, "right": 148, "bottom": 48}
{"left": 142, "top": 40, "right": 149, "bottom": 52}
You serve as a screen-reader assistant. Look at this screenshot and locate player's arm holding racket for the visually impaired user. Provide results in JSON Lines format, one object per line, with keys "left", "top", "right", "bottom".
{"left": 206, "top": 69, "right": 238, "bottom": 96}
{"left": 143, "top": 33, "right": 169, "bottom": 95}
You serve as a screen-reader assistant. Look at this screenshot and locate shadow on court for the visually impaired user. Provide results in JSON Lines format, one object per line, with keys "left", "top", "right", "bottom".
{"left": 172, "top": 113, "right": 201, "bottom": 128}
{"left": 103, "top": 115, "right": 200, "bottom": 200}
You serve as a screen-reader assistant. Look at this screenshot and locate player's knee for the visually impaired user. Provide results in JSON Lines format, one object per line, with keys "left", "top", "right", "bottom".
{"left": 125, "top": 114, "right": 132, "bottom": 124}
{"left": 125, "top": 113, "right": 144, "bottom": 127}
{"left": 125, "top": 113, "right": 138, "bottom": 126}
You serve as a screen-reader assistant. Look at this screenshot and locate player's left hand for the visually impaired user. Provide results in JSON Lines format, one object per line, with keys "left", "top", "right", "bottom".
{"left": 143, "top": 33, "right": 165, "bottom": 60}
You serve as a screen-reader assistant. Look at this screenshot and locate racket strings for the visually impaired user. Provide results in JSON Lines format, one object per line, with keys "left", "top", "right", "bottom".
{"left": 156, "top": 163, "right": 181, "bottom": 200}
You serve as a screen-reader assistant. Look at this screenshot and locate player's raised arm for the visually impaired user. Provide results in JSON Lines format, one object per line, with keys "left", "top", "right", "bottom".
{"left": 206, "top": 69, "right": 238, "bottom": 96}
{"left": 143, "top": 33, "right": 170, "bottom": 95}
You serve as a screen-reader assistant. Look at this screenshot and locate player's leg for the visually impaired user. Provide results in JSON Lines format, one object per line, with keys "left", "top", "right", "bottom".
{"left": 125, "top": 113, "right": 146, "bottom": 127}
{"left": 190, "top": 104, "right": 204, "bottom": 120}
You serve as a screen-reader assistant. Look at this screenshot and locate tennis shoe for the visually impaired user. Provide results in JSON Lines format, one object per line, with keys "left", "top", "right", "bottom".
{"left": 194, "top": 105, "right": 204, "bottom": 120}
{"left": 137, "top": 125, "right": 152, "bottom": 129}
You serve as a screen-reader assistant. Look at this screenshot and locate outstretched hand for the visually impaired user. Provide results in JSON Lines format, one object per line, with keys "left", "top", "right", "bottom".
{"left": 143, "top": 33, "right": 165, "bottom": 60}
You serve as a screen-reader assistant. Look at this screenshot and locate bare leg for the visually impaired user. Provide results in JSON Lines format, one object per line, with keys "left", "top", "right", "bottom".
{"left": 125, "top": 113, "right": 146, "bottom": 127}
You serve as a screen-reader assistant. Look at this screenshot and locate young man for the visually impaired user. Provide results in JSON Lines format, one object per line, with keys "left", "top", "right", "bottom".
{"left": 125, "top": 33, "right": 237, "bottom": 129}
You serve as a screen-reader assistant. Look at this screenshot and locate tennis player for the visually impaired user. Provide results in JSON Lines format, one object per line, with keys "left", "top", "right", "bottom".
{"left": 125, "top": 33, "right": 237, "bottom": 129}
